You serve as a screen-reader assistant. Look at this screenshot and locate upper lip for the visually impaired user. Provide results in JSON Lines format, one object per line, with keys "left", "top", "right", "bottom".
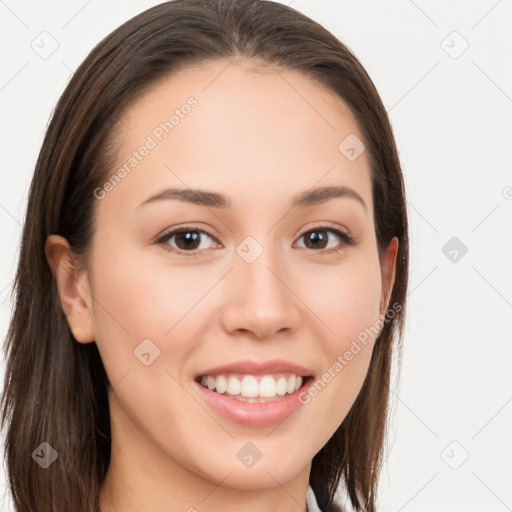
{"left": 195, "top": 359, "right": 313, "bottom": 379}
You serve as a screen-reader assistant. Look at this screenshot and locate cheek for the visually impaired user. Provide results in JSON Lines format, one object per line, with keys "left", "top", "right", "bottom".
{"left": 293, "top": 251, "right": 383, "bottom": 436}
{"left": 90, "top": 240, "right": 217, "bottom": 341}
{"left": 88, "top": 240, "right": 217, "bottom": 389}
{"left": 295, "top": 250, "right": 382, "bottom": 348}
{"left": 88, "top": 244, "right": 215, "bottom": 455}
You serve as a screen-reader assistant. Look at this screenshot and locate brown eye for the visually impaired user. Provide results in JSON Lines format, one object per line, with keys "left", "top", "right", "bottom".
{"left": 303, "top": 230, "right": 329, "bottom": 249}
{"left": 157, "top": 228, "right": 218, "bottom": 254}
{"left": 173, "top": 230, "right": 202, "bottom": 250}
{"left": 296, "top": 226, "right": 356, "bottom": 252}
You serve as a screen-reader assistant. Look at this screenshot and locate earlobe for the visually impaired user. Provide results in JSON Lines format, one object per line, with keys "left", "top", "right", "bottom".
{"left": 45, "top": 235, "right": 96, "bottom": 344}
{"left": 379, "top": 236, "right": 399, "bottom": 316}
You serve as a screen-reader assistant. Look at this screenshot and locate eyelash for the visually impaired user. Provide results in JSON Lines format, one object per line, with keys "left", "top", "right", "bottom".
{"left": 155, "top": 223, "right": 356, "bottom": 257}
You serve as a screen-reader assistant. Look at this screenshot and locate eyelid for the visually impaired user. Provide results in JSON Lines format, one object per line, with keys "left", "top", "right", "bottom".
{"left": 296, "top": 221, "right": 353, "bottom": 239}
{"left": 155, "top": 221, "right": 356, "bottom": 255}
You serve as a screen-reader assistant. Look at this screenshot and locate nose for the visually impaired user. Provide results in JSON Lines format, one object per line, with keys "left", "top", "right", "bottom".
{"left": 220, "top": 245, "right": 302, "bottom": 340}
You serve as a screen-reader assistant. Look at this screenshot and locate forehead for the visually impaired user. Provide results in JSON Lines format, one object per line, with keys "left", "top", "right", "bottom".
{"left": 99, "top": 57, "right": 373, "bottom": 218}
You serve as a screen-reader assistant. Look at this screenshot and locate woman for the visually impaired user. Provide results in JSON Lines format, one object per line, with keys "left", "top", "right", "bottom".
{"left": 1, "top": 1, "right": 408, "bottom": 511}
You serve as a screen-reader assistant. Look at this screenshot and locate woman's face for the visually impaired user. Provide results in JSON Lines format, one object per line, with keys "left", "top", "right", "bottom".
{"left": 62, "top": 58, "right": 397, "bottom": 496}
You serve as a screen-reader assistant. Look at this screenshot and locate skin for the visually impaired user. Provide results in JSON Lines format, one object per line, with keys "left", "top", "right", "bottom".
{"left": 46, "top": 57, "right": 398, "bottom": 512}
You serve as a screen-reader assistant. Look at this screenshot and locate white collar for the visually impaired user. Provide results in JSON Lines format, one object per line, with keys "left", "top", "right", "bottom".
{"left": 306, "top": 485, "right": 323, "bottom": 512}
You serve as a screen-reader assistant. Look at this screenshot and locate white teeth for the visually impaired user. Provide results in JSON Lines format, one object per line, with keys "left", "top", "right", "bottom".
{"left": 259, "top": 376, "right": 277, "bottom": 398}
{"left": 276, "top": 376, "right": 287, "bottom": 396}
{"left": 216, "top": 375, "right": 227, "bottom": 394}
{"left": 241, "top": 375, "right": 259, "bottom": 397}
{"left": 227, "top": 376, "right": 241, "bottom": 395}
{"left": 199, "top": 373, "right": 306, "bottom": 399}
{"left": 286, "top": 376, "right": 296, "bottom": 394}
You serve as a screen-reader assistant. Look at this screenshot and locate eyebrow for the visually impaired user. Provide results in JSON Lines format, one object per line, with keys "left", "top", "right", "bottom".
{"left": 136, "top": 185, "right": 367, "bottom": 211}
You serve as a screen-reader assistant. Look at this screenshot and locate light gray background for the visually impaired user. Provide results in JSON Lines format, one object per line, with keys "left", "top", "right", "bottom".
{"left": 1, "top": 1, "right": 511, "bottom": 511}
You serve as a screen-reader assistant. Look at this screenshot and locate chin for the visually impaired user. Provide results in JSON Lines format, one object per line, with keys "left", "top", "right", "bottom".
{"left": 191, "top": 447, "right": 312, "bottom": 491}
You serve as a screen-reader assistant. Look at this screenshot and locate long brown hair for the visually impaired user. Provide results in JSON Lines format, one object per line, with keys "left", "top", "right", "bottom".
{"left": 1, "top": 1, "right": 408, "bottom": 510}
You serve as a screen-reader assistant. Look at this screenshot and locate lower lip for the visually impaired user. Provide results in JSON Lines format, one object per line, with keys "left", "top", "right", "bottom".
{"left": 193, "top": 378, "right": 312, "bottom": 427}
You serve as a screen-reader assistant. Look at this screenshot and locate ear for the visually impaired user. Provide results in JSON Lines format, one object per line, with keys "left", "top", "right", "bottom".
{"left": 45, "top": 235, "right": 96, "bottom": 344}
{"left": 379, "top": 236, "right": 399, "bottom": 317}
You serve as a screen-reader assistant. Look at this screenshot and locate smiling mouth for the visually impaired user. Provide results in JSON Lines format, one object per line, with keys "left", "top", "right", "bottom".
{"left": 196, "top": 373, "right": 310, "bottom": 403}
